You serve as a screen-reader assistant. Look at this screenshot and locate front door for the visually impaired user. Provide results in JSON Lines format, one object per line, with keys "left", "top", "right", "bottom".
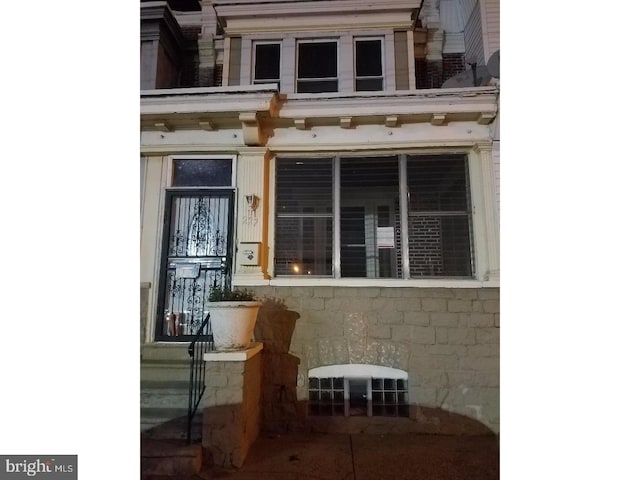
{"left": 156, "top": 190, "right": 234, "bottom": 341}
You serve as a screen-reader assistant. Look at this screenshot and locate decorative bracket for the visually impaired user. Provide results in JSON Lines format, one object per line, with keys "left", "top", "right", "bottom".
{"left": 430, "top": 113, "right": 446, "bottom": 126}
{"left": 294, "top": 118, "right": 308, "bottom": 130}
{"left": 340, "top": 117, "right": 353, "bottom": 129}
{"left": 239, "top": 112, "right": 262, "bottom": 146}
{"left": 198, "top": 120, "right": 217, "bottom": 131}
{"left": 154, "top": 122, "right": 173, "bottom": 132}
{"left": 477, "top": 112, "right": 496, "bottom": 125}
{"left": 385, "top": 115, "right": 399, "bottom": 128}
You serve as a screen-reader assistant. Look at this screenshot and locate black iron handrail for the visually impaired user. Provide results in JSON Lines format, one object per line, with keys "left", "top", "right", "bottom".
{"left": 187, "top": 313, "right": 213, "bottom": 444}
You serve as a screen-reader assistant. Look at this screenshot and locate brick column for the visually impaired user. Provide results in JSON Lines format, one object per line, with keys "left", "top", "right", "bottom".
{"left": 201, "top": 343, "right": 263, "bottom": 468}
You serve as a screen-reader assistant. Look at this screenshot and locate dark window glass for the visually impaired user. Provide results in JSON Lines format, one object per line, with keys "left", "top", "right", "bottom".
{"left": 254, "top": 43, "right": 280, "bottom": 81}
{"left": 275, "top": 159, "right": 333, "bottom": 276}
{"left": 297, "top": 42, "right": 338, "bottom": 93}
{"left": 172, "top": 159, "right": 232, "bottom": 187}
{"left": 340, "top": 157, "right": 400, "bottom": 278}
{"left": 356, "top": 40, "right": 382, "bottom": 76}
{"left": 407, "top": 156, "right": 472, "bottom": 277}
{"left": 355, "top": 78, "right": 383, "bottom": 91}
{"left": 355, "top": 39, "right": 383, "bottom": 91}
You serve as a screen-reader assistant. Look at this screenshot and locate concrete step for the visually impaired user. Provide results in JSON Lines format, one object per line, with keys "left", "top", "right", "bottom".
{"left": 141, "top": 438, "right": 202, "bottom": 476}
{"left": 142, "top": 343, "right": 192, "bottom": 361}
{"left": 141, "top": 408, "right": 203, "bottom": 441}
{"left": 141, "top": 359, "right": 192, "bottom": 382}
{"left": 141, "top": 381, "right": 191, "bottom": 409}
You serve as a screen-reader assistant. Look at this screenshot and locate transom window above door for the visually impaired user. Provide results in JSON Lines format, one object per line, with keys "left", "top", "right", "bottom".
{"left": 171, "top": 158, "right": 233, "bottom": 187}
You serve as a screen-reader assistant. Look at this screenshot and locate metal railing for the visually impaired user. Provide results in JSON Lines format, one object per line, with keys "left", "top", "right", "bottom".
{"left": 187, "top": 313, "right": 213, "bottom": 443}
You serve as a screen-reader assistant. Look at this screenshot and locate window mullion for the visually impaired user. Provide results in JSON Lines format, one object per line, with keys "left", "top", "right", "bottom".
{"left": 333, "top": 156, "right": 341, "bottom": 278}
{"left": 399, "top": 154, "right": 410, "bottom": 279}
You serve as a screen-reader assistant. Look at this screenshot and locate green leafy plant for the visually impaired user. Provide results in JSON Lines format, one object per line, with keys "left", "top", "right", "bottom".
{"left": 207, "top": 286, "right": 257, "bottom": 302}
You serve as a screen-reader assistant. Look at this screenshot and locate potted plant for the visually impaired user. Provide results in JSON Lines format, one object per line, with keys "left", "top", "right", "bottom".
{"left": 205, "top": 286, "right": 262, "bottom": 351}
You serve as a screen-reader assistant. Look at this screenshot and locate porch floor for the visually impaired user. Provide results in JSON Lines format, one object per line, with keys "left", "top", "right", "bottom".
{"left": 142, "top": 432, "right": 499, "bottom": 479}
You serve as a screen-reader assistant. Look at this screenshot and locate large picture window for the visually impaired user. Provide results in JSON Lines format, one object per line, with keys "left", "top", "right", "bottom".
{"left": 274, "top": 155, "right": 474, "bottom": 278}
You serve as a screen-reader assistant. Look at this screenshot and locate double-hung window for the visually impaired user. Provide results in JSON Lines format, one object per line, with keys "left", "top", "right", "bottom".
{"left": 354, "top": 38, "right": 384, "bottom": 91}
{"left": 296, "top": 40, "right": 338, "bottom": 93}
{"left": 253, "top": 42, "right": 281, "bottom": 88}
{"left": 275, "top": 155, "right": 474, "bottom": 278}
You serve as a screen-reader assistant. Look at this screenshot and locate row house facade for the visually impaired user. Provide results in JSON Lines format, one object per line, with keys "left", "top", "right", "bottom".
{"left": 140, "top": 0, "right": 500, "bottom": 440}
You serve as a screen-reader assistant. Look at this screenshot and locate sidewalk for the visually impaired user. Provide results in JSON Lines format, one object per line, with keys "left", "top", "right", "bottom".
{"left": 146, "top": 432, "right": 499, "bottom": 480}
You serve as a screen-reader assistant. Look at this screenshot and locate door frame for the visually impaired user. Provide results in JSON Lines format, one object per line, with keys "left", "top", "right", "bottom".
{"left": 155, "top": 188, "right": 236, "bottom": 341}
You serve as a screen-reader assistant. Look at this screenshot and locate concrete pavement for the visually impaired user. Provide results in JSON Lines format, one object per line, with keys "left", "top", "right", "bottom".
{"left": 144, "top": 432, "right": 499, "bottom": 480}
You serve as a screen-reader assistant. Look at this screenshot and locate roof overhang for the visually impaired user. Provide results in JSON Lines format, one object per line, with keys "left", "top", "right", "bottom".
{"left": 214, "top": 0, "right": 423, "bottom": 33}
{"left": 140, "top": 85, "right": 499, "bottom": 146}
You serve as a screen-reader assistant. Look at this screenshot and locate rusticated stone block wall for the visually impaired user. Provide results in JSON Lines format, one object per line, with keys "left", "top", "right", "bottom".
{"left": 201, "top": 352, "right": 262, "bottom": 468}
{"left": 251, "top": 286, "right": 499, "bottom": 434}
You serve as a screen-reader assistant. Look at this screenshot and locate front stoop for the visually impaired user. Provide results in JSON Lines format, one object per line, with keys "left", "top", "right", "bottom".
{"left": 141, "top": 439, "right": 202, "bottom": 476}
{"left": 141, "top": 344, "right": 202, "bottom": 441}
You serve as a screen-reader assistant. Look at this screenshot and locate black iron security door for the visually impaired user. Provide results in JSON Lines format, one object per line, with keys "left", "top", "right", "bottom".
{"left": 156, "top": 189, "right": 234, "bottom": 341}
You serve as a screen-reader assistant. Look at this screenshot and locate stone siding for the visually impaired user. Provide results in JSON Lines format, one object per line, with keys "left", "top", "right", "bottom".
{"left": 251, "top": 286, "right": 499, "bottom": 434}
{"left": 201, "top": 353, "right": 262, "bottom": 468}
{"left": 140, "top": 285, "right": 150, "bottom": 349}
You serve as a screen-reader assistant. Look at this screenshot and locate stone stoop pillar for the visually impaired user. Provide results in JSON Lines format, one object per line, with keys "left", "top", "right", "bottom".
{"left": 201, "top": 343, "right": 263, "bottom": 469}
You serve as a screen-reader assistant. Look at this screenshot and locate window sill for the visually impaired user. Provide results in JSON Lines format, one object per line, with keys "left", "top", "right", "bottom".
{"left": 233, "top": 277, "right": 499, "bottom": 289}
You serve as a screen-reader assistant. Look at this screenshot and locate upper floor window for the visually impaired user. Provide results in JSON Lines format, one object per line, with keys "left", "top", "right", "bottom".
{"left": 355, "top": 38, "right": 383, "bottom": 91}
{"left": 297, "top": 40, "right": 338, "bottom": 93}
{"left": 253, "top": 42, "right": 281, "bottom": 88}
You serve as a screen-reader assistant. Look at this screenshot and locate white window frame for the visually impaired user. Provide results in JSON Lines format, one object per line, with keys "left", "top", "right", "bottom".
{"left": 271, "top": 153, "right": 475, "bottom": 281}
{"left": 295, "top": 38, "right": 340, "bottom": 93}
{"left": 353, "top": 36, "right": 385, "bottom": 91}
{"left": 252, "top": 40, "right": 282, "bottom": 87}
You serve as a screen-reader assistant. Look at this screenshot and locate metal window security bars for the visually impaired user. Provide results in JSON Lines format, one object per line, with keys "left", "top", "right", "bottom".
{"left": 187, "top": 313, "right": 213, "bottom": 444}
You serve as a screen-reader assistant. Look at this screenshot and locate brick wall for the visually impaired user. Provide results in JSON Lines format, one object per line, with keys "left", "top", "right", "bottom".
{"left": 251, "top": 286, "right": 499, "bottom": 434}
{"left": 408, "top": 216, "right": 443, "bottom": 276}
{"left": 416, "top": 54, "right": 466, "bottom": 89}
{"left": 442, "top": 53, "right": 467, "bottom": 84}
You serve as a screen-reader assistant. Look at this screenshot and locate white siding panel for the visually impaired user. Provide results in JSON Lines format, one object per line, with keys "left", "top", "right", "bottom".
{"left": 458, "top": 0, "right": 478, "bottom": 26}
{"left": 464, "top": 1, "right": 484, "bottom": 64}
{"left": 440, "top": 0, "right": 465, "bottom": 32}
{"left": 482, "top": 0, "right": 500, "bottom": 61}
{"left": 493, "top": 143, "right": 500, "bottom": 220}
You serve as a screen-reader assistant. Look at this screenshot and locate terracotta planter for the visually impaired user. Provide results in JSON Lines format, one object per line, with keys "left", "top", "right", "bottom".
{"left": 205, "top": 301, "right": 262, "bottom": 351}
